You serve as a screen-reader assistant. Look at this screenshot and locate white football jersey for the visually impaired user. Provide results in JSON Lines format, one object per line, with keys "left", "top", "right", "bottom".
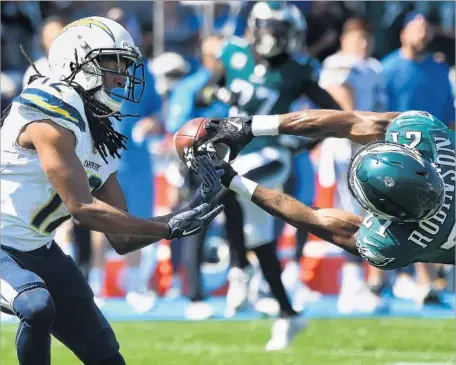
{"left": 319, "top": 53, "right": 387, "bottom": 112}
{"left": 1, "top": 78, "right": 119, "bottom": 251}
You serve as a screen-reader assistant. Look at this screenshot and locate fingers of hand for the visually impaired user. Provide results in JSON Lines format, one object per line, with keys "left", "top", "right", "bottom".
{"left": 198, "top": 140, "right": 218, "bottom": 154}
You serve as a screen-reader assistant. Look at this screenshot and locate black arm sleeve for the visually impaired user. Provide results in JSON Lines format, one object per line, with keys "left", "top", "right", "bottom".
{"left": 301, "top": 80, "right": 342, "bottom": 110}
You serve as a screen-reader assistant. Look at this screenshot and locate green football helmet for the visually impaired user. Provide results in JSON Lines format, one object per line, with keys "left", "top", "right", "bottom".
{"left": 348, "top": 141, "right": 445, "bottom": 222}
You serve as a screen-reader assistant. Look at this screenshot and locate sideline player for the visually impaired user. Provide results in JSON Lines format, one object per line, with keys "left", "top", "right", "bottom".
{"left": 193, "top": 109, "right": 455, "bottom": 269}
{"left": 0, "top": 17, "right": 222, "bottom": 365}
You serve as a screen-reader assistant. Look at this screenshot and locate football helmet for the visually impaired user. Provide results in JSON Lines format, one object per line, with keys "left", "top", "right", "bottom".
{"left": 48, "top": 16, "right": 145, "bottom": 112}
{"left": 247, "top": 1, "right": 307, "bottom": 58}
{"left": 348, "top": 141, "right": 445, "bottom": 222}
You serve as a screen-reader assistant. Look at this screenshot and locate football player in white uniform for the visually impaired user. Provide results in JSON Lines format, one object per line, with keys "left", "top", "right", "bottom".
{"left": 0, "top": 17, "right": 222, "bottom": 365}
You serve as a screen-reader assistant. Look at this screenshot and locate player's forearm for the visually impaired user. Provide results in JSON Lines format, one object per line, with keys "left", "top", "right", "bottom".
{"left": 251, "top": 110, "right": 399, "bottom": 145}
{"left": 85, "top": 203, "right": 195, "bottom": 254}
{"left": 251, "top": 185, "right": 359, "bottom": 244}
{"left": 72, "top": 198, "right": 170, "bottom": 242}
{"left": 105, "top": 234, "right": 162, "bottom": 255}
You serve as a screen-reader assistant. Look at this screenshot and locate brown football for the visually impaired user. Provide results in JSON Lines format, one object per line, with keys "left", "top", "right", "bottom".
{"left": 174, "top": 117, "right": 210, "bottom": 162}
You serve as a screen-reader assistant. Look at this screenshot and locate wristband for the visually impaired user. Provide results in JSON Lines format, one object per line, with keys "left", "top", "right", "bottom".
{"left": 251, "top": 115, "right": 280, "bottom": 136}
{"left": 229, "top": 175, "right": 258, "bottom": 200}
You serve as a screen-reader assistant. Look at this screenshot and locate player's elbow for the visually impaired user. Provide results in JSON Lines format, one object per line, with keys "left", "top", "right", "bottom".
{"left": 110, "top": 240, "right": 129, "bottom": 255}
{"left": 69, "top": 203, "right": 95, "bottom": 230}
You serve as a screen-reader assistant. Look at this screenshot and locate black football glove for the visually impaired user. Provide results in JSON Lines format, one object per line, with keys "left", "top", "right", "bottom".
{"left": 197, "top": 116, "right": 254, "bottom": 161}
{"left": 184, "top": 147, "right": 237, "bottom": 188}
{"left": 167, "top": 203, "right": 224, "bottom": 240}
{"left": 185, "top": 154, "right": 224, "bottom": 208}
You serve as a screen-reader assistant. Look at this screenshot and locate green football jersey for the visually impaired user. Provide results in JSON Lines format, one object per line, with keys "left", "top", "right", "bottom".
{"left": 356, "top": 111, "right": 455, "bottom": 269}
{"left": 219, "top": 36, "right": 319, "bottom": 153}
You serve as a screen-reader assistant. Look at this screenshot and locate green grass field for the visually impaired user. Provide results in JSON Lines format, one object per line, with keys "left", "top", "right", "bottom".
{"left": 1, "top": 319, "right": 454, "bottom": 365}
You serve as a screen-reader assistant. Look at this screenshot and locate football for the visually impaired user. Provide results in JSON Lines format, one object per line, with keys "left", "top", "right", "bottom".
{"left": 174, "top": 117, "right": 210, "bottom": 162}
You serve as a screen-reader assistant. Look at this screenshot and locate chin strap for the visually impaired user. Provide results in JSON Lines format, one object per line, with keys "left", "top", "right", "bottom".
{"left": 93, "top": 88, "right": 122, "bottom": 113}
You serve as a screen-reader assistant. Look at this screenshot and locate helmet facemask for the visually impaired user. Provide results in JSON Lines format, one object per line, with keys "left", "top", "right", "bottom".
{"left": 69, "top": 45, "right": 145, "bottom": 113}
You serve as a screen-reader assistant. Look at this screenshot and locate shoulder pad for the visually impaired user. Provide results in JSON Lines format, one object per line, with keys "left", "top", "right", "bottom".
{"left": 356, "top": 216, "right": 402, "bottom": 269}
{"left": 228, "top": 36, "right": 249, "bottom": 49}
{"left": 17, "top": 78, "right": 87, "bottom": 133}
{"left": 219, "top": 37, "right": 249, "bottom": 58}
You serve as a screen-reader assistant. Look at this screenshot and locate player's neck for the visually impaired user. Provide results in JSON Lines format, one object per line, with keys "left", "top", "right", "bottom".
{"left": 400, "top": 46, "right": 427, "bottom": 62}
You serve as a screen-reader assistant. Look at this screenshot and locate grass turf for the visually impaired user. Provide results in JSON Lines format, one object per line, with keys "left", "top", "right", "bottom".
{"left": 1, "top": 319, "right": 454, "bottom": 365}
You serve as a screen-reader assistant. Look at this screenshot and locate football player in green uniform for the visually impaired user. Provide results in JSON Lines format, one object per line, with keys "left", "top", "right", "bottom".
{"left": 197, "top": 1, "right": 342, "bottom": 351}
{"left": 194, "top": 109, "right": 455, "bottom": 269}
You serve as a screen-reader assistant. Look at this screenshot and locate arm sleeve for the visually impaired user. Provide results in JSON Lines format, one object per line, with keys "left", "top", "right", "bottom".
{"left": 301, "top": 79, "right": 342, "bottom": 110}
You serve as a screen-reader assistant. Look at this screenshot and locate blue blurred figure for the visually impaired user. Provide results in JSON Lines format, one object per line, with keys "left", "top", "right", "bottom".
{"left": 382, "top": 12, "right": 455, "bottom": 125}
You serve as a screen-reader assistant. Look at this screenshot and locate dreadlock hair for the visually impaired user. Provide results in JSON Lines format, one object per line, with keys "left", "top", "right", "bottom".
{"left": 2, "top": 45, "right": 138, "bottom": 164}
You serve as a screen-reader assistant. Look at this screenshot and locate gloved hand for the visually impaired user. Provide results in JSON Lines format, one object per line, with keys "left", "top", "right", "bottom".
{"left": 167, "top": 203, "right": 224, "bottom": 239}
{"left": 184, "top": 153, "right": 224, "bottom": 208}
{"left": 184, "top": 147, "right": 237, "bottom": 188}
{"left": 197, "top": 116, "right": 254, "bottom": 161}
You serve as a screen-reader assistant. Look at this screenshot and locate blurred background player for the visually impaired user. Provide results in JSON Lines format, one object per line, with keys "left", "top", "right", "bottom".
{"left": 318, "top": 17, "right": 388, "bottom": 313}
{"left": 165, "top": 35, "right": 247, "bottom": 320}
{"left": 198, "top": 1, "right": 342, "bottom": 350}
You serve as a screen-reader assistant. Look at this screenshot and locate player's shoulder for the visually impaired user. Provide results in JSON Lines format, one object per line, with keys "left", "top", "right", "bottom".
{"left": 356, "top": 216, "right": 403, "bottom": 269}
{"left": 218, "top": 36, "right": 252, "bottom": 70}
{"left": 219, "top": 36, "right": 249, "bottom": 57}
{"left": 17, "top": 77, "right": 87, "bottom": 133}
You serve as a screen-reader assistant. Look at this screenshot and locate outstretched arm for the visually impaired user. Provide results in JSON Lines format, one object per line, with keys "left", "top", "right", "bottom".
{"left": 190, "top": 155, "right": 363, "bottom": 256}
{"left": 200, "top": 110, "right": 400, "bottom": 160}
{"left": 251, "top": 185, "right": 362, "bottom": 256}
{"left": 29, "top": 121, "right": 223, "bottom": 254}
{"left": 274, "top": 110, "right": 400, "bottom": 145}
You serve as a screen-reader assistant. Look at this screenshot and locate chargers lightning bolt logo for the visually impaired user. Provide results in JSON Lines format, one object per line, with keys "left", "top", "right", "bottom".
{"left": 58, "top": 18, "right": 115, "bottom": 42}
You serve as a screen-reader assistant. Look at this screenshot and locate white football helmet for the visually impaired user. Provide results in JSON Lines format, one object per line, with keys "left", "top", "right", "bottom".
{"left": 247, "top": 1, "right": 307, "bottom": 57}
{"left": 48, "top": 16, "right": 145, "bottom": 112}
